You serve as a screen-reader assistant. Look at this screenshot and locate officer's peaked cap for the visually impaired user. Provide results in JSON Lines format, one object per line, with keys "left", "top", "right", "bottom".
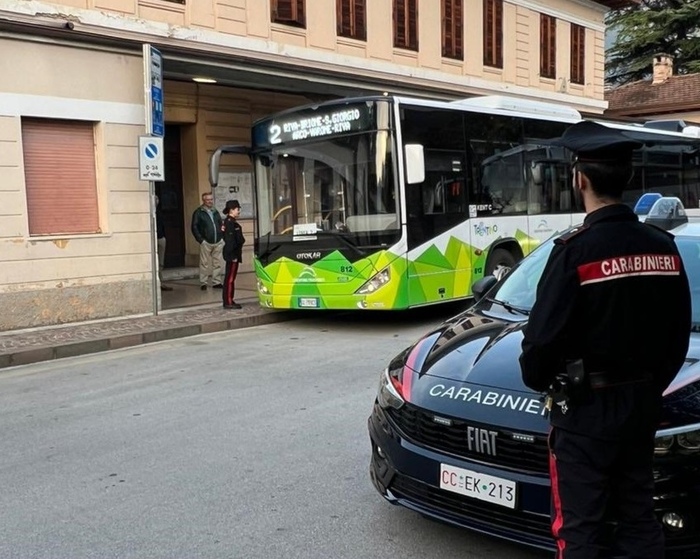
{"left": 552, "top": 120, "right": 643, "bottom": 163}
{"left": 224, "top": 199, "right": 241, "bottom": 214}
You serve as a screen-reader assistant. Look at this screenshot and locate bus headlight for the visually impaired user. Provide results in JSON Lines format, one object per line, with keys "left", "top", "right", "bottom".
{"left": 357, "top": 268, "right": 391, "bottom": 294}
{"left": 257, "top": 280, "right": 270, "bottom": 295}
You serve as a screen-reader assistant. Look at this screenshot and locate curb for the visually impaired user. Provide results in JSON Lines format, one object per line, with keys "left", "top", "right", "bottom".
{"left": 0, "top": 309, "right": 297, "bottom": 370}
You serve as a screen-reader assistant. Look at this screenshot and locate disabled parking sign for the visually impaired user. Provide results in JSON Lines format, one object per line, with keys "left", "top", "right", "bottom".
{"left": 139, "top": 136, "right": 165, "bottom": 181}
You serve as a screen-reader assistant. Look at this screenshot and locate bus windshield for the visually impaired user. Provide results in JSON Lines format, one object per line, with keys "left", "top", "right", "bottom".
{"left": 252, "top": 100, "right": 398, "bottom": 251}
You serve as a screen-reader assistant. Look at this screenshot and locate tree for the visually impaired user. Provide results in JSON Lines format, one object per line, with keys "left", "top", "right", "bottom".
{"left": 606, "top": 0, "right": 700, "bottom": 85}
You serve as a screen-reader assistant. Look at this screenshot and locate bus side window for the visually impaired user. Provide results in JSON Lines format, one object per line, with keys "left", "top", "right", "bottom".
{"left": 400, "top": 107, "right": 468, "bottom": 249}
{"left": 423, "top": 150, "right": 465, "bottom": 215}
{"left": 522, "top": 120, "right": 571, "bottom": 215}
{"left": 467, "top": 114, "right": 523, "bottom": 216}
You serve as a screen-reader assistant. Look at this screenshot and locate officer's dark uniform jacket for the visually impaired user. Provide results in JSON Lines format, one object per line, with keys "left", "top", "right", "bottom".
{"left": 520, "top": 203, "right": 691, "bottom": 439}
{"left": 222, "top": 216, "right": 245, "bottom": 262}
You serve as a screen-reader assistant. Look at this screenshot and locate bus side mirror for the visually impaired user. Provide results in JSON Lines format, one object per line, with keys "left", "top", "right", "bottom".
{"left": 208, "top": 145, "right": 251, "bottom": 188}
{"left": 405, "top": 144, "right": 425, "bottom": 185}
{"left": 209, "top": 149, "right": 222, "bottom": 188}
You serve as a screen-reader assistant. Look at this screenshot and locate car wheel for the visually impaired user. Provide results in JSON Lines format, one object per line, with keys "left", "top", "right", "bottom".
{"left": 486, "top": 248, "right": 517, "bottom": 280}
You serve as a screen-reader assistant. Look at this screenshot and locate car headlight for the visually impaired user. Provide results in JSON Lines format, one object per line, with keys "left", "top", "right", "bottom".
{"left": 655, "top": 423, "right": 700, "bottom": 455}
{"left": 377, "top": 350, "right": 408, "bottom": 410}
{"left": 678, "top": 430, "right": 700, "bottom": 450}
{"left": 356, "top": 267, "right": 390, "bottom": 295}
{"left": 655, "top": 436, "right": 674, "bottom": 454}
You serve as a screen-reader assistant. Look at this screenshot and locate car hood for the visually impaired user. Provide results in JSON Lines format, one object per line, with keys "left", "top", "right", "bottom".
{"left": 400, "top": 307, "right": 700, "bottom": 433}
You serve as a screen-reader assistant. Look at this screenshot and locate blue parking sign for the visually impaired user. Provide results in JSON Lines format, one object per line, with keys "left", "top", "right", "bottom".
{"left": 149, "top": 46, "right": 164, "bottom": 137}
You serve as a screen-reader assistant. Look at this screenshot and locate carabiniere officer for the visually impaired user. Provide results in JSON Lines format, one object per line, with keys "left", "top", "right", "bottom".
{"left": 519, "top": 120, "right": 691, "bottom": 559}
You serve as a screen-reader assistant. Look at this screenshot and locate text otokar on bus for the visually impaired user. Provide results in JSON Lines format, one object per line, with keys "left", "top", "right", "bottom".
{"left": 209, "top": 95, "right": 700, "bottom": 311}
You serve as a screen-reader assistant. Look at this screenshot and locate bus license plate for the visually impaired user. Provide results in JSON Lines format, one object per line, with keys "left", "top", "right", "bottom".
{"left": 440, "top": 464, "right": 516, "bottom": 509}
{"left": 299, "top": 297, "right": 319, "bottom": 308}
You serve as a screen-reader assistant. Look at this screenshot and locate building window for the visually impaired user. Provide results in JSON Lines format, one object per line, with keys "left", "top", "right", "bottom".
{"left": 394, "top": 0, "right": 418, "bottom": 51}
{"left": 271, "top": 0, "right": 305, "bottom": 28}
{"left": 442, "top": 0, "right": 463, "bottom": 60}
{"left": 337, "top": 0, "right": 366, "bottom": 41}
{"left": 570, "top": 23, "right": 585, "bottom": 85}
{"left": 22, "top": 118, "right": 99, "bottom": 236}
{"left": 540, "top": 14, "right": 556, "bottom": 79}
{"left": 483, "top": 0, "right": 503, "bottom": 68}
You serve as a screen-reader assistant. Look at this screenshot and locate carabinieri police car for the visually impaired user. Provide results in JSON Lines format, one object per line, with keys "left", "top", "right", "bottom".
{"left": 368, "top": 215, "right": 700, "bottom": 558}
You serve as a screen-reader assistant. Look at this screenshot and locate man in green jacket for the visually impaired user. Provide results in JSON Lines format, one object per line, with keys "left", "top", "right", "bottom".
{"left": 191, "top": 192, "right": 224, "bottom": 289}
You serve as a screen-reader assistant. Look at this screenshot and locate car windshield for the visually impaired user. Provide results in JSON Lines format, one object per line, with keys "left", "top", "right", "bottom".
{"left": 485, "top": 239, "right": 555, "bottom": 313}
{"left": 676, "top": 237, "right": 700, "bottom": 327}
{"left": 488, "top": 233, "right": 700, "bottom": 326}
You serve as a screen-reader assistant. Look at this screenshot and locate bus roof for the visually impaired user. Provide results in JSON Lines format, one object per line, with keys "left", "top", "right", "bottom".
{"left": 251, "top": 94, "right": 700, "bottom": 144}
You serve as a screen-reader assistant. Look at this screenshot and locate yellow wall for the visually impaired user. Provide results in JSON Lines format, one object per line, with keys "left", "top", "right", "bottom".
{"left": 0, "top": 37, "right": 149, "bottom": 330}
{"left": 16, "top": 0, "right": 609, "bottom": 111}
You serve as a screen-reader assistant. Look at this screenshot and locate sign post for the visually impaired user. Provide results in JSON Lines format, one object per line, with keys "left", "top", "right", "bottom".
{"left": 142, "top": 44, "right": 165, "bottom": 315}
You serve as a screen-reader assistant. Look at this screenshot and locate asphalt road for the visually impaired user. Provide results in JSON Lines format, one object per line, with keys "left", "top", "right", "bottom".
{"left": 0, "top": 307, "right": 546, "bottom": 559}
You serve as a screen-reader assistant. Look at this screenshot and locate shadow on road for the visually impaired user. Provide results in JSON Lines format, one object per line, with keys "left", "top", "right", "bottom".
{"left": 290, "top": 299, "right": 471, "bottom": 330}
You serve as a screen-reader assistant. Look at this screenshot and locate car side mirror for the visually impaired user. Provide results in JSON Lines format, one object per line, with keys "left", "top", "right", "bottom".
{"left": 472, "top": 275, "right": 498, "bottom": 302}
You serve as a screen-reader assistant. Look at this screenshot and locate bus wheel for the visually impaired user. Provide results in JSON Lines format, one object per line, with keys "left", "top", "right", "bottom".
{"left": 486, "top": 248, "right": 516, "bottom": 280}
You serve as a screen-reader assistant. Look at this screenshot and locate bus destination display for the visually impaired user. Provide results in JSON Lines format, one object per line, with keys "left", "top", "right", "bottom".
{"left": 267, "top": 105, "right": 372, "bottom": 145}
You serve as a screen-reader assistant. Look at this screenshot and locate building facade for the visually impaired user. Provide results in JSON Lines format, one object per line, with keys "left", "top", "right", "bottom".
{"left": 0, "top": 0, "right": 630, "bottom": 330}
{"left": 606, "top": 54, "right": 700, "bottom": 124}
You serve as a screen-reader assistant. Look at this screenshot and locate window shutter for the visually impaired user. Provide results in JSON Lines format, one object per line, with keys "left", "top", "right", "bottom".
{"left": 483, "top": 0, "right": 502, "bottom": 68}
{"left": 570, "top": 24, "right": 585, "bottom": 85}
{"left": 540, "top": 14, "right": 556, "bottom": 79}
{"left": 408, "top": 0, "right": 418, "bottom": 50}
{"left": 337, "top": 0, "right": 366, "bottom": 40}
{"left": 22, "top": 118, "right": 99, "bottom": 236}
{"left": 443, "top": 0, "right": 453, "bottom": 57}
{"left": 271, "top": 0, "right": 305, "bottom": 27}
{"left": 494, "top": 0, "right": 502, "bottom": 67}
{"left": 442, "top": 0, "right": 462, "bottom": 59}
{"left": 394, "top": 0, "right": 406, "bottom": 48}
{"left": 337, "top": 0, "right": 350, "bottom": 35}
{"left": 484, "top": 0, "right": 493, "bottom": 64}
{"left": 354, "top": 0, "right": 366, "bottom": 40}
{"left": 454, "top": 0, "right": 462, "bottom": 59}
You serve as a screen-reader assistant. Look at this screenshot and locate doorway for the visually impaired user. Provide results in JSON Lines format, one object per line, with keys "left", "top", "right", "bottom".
{"left": 157, "top": 124, "right": 185, "bottom": 268}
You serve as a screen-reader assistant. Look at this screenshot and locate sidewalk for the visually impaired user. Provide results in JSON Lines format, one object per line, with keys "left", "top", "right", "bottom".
{"left": 0, "top": 296, "right": 296, "bottom": 370}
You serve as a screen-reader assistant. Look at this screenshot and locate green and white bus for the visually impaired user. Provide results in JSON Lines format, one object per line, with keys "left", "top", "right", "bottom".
{"left": 209, "top": 95, "right": 700, "bottom": 310}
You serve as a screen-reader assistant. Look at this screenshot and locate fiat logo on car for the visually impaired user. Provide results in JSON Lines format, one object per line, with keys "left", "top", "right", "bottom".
{"left": 467, "top": 426, "right": 498, "bottom": 456}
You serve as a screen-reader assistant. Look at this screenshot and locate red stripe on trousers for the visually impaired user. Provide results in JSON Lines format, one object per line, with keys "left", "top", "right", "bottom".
{"left": 224, "top": 261, "right": 238, "bottom": 305}
{"left": 549, "top": 428, "right": 566, "bottom": 558}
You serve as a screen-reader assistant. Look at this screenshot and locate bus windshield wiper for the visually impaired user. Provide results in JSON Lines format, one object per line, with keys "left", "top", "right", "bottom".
{"left": 314, "top": 229, "right": 365, "bottom": 256}
{"left": 485, "top": 297, "right": 530, "bottom": 316}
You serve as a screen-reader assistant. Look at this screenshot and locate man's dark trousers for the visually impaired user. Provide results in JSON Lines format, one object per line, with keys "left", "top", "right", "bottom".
{"left": 549, "top": 426, "right": 664, "bottom": 559}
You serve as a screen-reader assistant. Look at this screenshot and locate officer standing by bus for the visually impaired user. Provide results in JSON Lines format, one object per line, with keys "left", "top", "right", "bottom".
{"left": 519, "top": 121, "right": 691, "bottom": 559}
